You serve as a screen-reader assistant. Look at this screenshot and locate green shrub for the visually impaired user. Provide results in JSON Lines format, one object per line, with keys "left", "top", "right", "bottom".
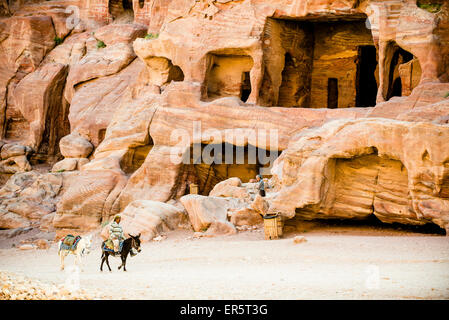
{"left": 417, "top": 2, "right": 442, "bottom": 13}
{"left": 56, "top": 169, "right": 65, "bottom": 173}
{"left": 54, "top": 36, "right": 63, "bottom": 45}
{"left": 144, "top": 33, "right": 159, "bottom": 40}
{"left": 444, "top": 92, "right": 449, "bottom": 98}
{"left": 96, "top": 40, "right": 106, "bottom": 49}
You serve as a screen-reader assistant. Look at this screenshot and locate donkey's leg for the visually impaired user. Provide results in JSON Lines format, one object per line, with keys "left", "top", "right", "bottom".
{"left": 100, "top": 257, "right": 105, "bottom": 272}
{"left": 59, "top": 251, "right": 65, "bottom": 271}
{"left": 118, "top": 254, "right": 124, "bottom": 270}
{"left": 100, "top": 252, "right": 105, "bottom": 272}
{"left": 122, "top": 256, "right": 127, "bottom": 272}
{"left": 105, "top": 254, "right": 112, "bottom": 272}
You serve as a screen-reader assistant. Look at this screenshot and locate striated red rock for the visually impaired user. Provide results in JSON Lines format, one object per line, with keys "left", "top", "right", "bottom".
{"left": 0, "top": 0, "right": 448, "bottom": 237}
{"left": 0, "top": 171, "right": 62, "bottom": 229}
{"left": 39, "top": 213, "right": 55, "bottom": 232}
{"left": 250, "top": 195, "right": 269, "bottom": 217}
{"left": 53, "top": 169, "right": 127, "bottom": 236}
{"left": 0, "top": 144, "right": 31, "bottom": 159}
{"left": 204, "top": 220, "right": 237, "bottom": 236}
{"left": 268, "top": 118, "right": 449, "bottom": 232}
{"left": 13, "top": 63, "right": 68, "bottom": 152}
{"left": 68, "top": 59, "right": 145, "bottom": 146}
{"left": 0, "top": 15, "right": 56, "bottom": 137}
{"left": 51, "top": 158, "right": 79, "bottom": 172}
{"left": 59, "top": 133, "right": 93, "bottom": 158}
{"left": 111, "top": 81, "right": 368, "bottom": 211}
{"left": 63, "top": 24, "right": 146, "bottom": 105}
{"left": 93, "top": 24, "right": 147, "bottom": 46}
{"left": 179, "top": 194, "right": 244, "bottom": 233}
{"left": 34, "top": 239, "right": 50, "bottom": 250}
{"left": 209, "top": 177, "right": 250, "bottom": 199}
{"left": 229, "top": 207, "right": 263, "bottom": 227}
{"left": 100, "top": 200, "right": 184, "bottom": 242}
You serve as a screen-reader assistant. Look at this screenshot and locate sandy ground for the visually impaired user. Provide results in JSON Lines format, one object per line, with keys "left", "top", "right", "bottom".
{"left": 1, "top": 225, "right": 449, "bottom": 300}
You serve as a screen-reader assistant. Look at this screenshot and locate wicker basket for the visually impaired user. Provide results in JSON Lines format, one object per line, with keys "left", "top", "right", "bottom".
{"left": 263, "top": 214, "right": 283, "bottom": 240}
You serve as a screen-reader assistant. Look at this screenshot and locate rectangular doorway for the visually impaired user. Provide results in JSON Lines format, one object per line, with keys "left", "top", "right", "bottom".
{"left": 327, "top": 78, "right": 338, "bottom": 109}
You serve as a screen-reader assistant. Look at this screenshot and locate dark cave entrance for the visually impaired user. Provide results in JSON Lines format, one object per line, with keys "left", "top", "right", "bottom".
{"left": 186, "top": 142, "right": 279, "bottom": 196}
{"left": 284, "top": 214, "right": 446, "bottom": 236}
{"left": 109, "top": 0, "right": 134, "bottom": 22}
{"left": 289, "top": 153, "right": 446, "bottom": 235}
{"left": 120, "top": 136, "right": 154, "bottom": 175}
{"left": 122, "top": 0, "right": 132, "bottom": 10}
{"left": 356, "top": 45, "right": 378, "bottom": 107}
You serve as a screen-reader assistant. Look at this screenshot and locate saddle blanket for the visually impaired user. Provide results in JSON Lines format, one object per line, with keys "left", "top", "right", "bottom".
{"left": 103, "top": 239, "right": 124, "bottom": 253}
{"left": 60, "top": 235, "right": 81, "bottom": 251}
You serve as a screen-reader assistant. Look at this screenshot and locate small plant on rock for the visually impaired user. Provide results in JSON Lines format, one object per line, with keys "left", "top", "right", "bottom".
{"left": 417, "top": 1, "right": 442, "bottom": 13}
{"left": 444, "top": 92, "right": 449, "bottom": 98}
{"left": 144, "top": 33, "right": 159, "bottom": 40}
{"left": 54, "top": 36, "right": 63, "bottom": 45}
{"left": 96, "top": 40, "right": 106, "bottom": 49}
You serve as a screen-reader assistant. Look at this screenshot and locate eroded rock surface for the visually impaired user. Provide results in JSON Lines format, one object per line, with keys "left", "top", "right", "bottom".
{"left": 180, "top": 195, "right": 245, "bottom": 235}
{"left": 268, "top": 119, "right": 449, "bottom": 232}
{"left": 0, "top": 0, "right": 448, "bottom": 237}
{"left": 0, "top": 171, "right": 63, "bottom": 229}
{"left": 100, "top": 200, "right": 184, "bottom": 242}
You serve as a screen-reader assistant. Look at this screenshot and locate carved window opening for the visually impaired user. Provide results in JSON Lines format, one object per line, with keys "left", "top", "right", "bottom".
{"left": 327, "top": 78, "right": 338, "bottom": 109}
{"left": 204, "top": 54, "right": 254, "bottom": 102}
{"left": 356, "top": 45, "right": 378, "bottom": 107}
{"left": 240, "top": 72, "right": 251, "bottom": 102}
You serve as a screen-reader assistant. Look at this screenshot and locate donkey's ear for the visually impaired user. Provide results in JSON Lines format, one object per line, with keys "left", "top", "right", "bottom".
{"left": 137, "top": 233, "right": 141, "bottom": 238}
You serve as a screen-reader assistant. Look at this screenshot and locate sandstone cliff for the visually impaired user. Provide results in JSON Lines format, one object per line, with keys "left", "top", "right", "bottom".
{"left": 0, "top": 0, "right": 448, "bottom": 237}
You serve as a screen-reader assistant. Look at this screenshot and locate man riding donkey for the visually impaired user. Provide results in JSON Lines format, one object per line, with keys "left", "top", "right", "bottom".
{"left": 109, "top": 215, "right": 125, "bottom": 253}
